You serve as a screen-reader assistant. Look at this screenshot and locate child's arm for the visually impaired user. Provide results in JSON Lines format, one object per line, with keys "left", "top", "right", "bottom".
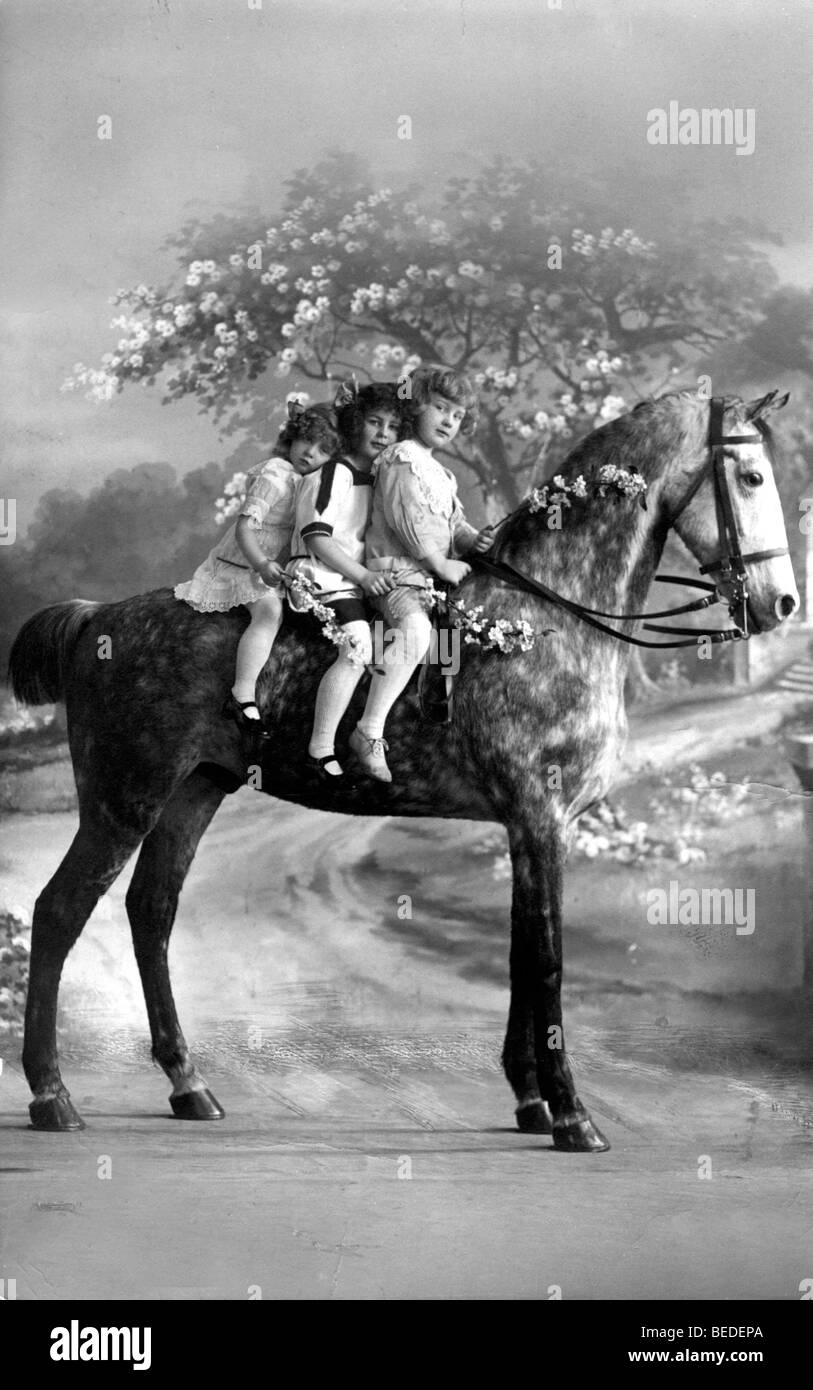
{"left": 235, "top": 514, "right": 284, "bottom": 584}
{"left": 305, "top": 534, "right": 396, "bottom": 597}
{"left": 420, "top": 548, "right": 472, "bottom": 587}
{"left": 451, "top": 496, "right": 495, "bottom": 556}
{"left": 458, "top": 524, "right": 496, "bottom": 555}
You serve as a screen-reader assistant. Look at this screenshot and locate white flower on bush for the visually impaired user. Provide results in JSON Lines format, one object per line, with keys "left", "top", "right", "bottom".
{"left": 223, "top": 472, "right": 247, "bottom": 497}
{"left": 598, "top": 394, "right": 627, "bottom": 422}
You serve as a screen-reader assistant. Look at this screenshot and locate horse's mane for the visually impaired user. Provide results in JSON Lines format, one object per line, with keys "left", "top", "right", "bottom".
{"left": 496, "top": 390, "right": 776, "bottom": 555}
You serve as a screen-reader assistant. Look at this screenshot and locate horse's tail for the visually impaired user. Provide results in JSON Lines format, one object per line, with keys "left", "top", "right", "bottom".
{"left": 7, "top": 600, "right": 100, "bottom": 705}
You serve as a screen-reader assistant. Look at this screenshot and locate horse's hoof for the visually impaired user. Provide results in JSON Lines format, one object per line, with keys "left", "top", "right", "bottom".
{"left": 29, "top": 1095, "right": 86, "bottom": 1132}
{"left": 515, "top": 1100, "right": 553, "bottom": 1134}
{"left": 553, "top": 1115, "right": 610, "bottom": 1153}
{"left": 170, "top": 1088, "right": 225, "bottom": 1120}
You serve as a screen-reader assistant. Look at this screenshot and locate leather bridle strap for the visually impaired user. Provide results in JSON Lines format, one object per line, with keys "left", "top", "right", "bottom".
{"left": 471, "top": 397, "right": 787, "bottom": 649}
{"left": 691, "top": 398, "right": 788, "bottom": 637}
{"left": 471, "top": 551, "right": 743, "bottom": 649}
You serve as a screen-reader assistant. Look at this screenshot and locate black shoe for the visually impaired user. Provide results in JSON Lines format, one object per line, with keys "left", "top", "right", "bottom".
{"left": 305, "top": 753, "right": 361, "bottom": 792}
{"left": 306, "top": 752, "right": 346, "bottom": 782}
{"left": 222, "top": 693, "right": 271, "bottom": 739}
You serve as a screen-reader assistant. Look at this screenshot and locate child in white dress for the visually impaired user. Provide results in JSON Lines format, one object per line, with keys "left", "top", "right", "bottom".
{"left": 350, "top": 365, "right": 495, "bottom": 782}
{"left": 174, "top": 401, "right": 340, "bottom": 736}
{"left": 286, "top": 382, "right": 402, "bottom": 780}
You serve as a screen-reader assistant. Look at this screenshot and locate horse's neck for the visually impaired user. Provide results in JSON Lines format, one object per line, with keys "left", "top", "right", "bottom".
{"left": 499, "top": 426, "right": 682, "bottom": 618}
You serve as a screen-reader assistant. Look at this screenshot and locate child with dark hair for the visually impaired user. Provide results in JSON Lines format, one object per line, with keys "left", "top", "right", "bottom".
{"left": 175, "top": 400, "right": 340, "bottom": 736}
{"left": 348, "top": 364, "right": 494, "bottom": 782}
{"left": 286, "top": 380, "right": 402, "bottom": 780}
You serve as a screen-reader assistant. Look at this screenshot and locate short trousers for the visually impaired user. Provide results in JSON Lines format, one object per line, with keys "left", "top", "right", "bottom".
{"left": 367, "top": 558, "right": 434, "bottom": 624}
{"left": 323, "top": 596, "right": 369, "bottom": 627}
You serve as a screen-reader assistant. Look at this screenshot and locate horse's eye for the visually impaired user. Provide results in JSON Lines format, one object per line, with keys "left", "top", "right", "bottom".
{"left": 744, "top": 471, "right": 763, "bottom": 488}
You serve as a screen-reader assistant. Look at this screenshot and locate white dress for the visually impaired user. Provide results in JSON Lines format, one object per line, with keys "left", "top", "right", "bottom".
{"left": 174, "top": 456, "right": 297, "bottom": 612}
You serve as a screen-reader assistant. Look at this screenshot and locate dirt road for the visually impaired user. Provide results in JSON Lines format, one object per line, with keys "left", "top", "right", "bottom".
{"left": 1, "top": 782, "right": 812, "bottom": 1300}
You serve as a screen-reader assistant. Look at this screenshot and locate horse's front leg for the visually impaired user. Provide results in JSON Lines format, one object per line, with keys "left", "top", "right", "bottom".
{"left": 502, "top": 816, "right": 609, "bottom": 1152}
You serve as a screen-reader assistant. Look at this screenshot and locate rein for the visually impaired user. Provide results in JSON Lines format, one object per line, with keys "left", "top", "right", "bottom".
{"left": 473, "top": 397, "right": 785, "bottom": 650}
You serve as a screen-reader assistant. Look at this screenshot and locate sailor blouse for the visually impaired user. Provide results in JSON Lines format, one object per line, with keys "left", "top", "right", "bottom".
{"left": 286, "top": 456, "right": 372, "bottom": 602}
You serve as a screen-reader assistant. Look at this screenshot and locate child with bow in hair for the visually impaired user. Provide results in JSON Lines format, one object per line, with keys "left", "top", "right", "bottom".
{"left": 174, "top": 400, "right": 340, "bottom": 739}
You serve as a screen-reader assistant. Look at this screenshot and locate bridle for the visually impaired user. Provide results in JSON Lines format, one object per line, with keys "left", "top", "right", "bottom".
{"left": 473, "top": 397, "right": 788, "bottom": 649}
{"left": 668, "top": 396, "right": 788, "bottom": 639}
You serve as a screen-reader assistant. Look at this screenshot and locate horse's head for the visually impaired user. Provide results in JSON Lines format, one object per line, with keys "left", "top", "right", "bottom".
{"left": 665, "top": 391, "right": 798, "bottom": 634}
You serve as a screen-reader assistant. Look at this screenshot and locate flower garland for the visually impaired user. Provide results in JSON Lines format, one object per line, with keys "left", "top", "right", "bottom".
{"left": 285, "top": 573, "right": 536, "bottom": 661}
{"left": 285, "top": 469, "right": 645, "bottom": 663}
{"left": 528, "top": 465, "right": 647, "bottom": 518}
{"left": 421, "top": 579, "right": 536, "bottom": 655}
{"left": 285, "top": 574, "right": 370, "bottom": 666}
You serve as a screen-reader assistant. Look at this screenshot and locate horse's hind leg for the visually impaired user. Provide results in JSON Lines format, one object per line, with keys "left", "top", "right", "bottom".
{"left": 24, "top": 819, "right": 145, "bottom": 1131}
{"left": 125, "top": 768, "right": 227, "bottom": 1120}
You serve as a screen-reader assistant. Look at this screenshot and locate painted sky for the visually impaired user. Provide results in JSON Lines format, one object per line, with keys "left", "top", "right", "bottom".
{"left": 2, "top": 0, "right": 812, "bottom": 532}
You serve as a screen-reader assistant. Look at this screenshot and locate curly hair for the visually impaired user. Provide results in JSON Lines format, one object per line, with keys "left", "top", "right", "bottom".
{"left": 336, "top": 382, "right": 404, "bottom": 453}
{"left": 398, "top": 364, "right": 480, "bottom": 436}
{"left": 276, "top": 402, "right": 341, "bottom": 458}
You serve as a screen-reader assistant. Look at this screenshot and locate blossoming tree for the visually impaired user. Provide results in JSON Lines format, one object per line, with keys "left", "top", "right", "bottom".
{"left": 67, "top": 154, "right": 778, "bottom": 518}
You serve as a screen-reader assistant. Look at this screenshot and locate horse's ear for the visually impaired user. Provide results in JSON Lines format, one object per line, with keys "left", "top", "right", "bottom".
{"left": 745, "top": 390, "right": 790, "bottom": 420}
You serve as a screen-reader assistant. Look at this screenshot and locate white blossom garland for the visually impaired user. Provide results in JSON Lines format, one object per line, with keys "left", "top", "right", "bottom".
{"left": 285, "top": 574, "right": 369, "bottom": 666}
{"left": 285, "top": 573, "right": 536, "bottom": 662}
{"left": 527, "top": 466, "right": 647, "bottom": 519}
{"left": 421, "top": 580, "right": 536, "bottom": 655}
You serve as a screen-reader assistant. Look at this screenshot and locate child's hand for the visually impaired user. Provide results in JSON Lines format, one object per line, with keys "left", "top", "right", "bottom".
{"left": 436, "top": 559, "right": 471, "bottom": 587}
{"left": 470, "top": 525, "right": 496, "bottom": 554}
{"left": 259, "top": 560, "right": 284, "bottom": 584}
{"left": 361, "top": 569, "right": 398, "bottom": 597}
